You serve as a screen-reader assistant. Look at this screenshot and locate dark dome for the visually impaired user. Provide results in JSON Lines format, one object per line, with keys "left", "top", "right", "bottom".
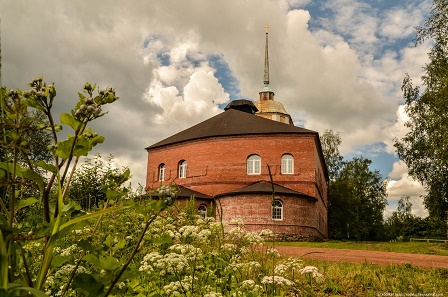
{"left": 224, "top": 99, "right": 258, "bottom": 114}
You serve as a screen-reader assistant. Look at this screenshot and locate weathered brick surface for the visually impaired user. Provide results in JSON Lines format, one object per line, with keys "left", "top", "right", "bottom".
{"left": 219, "top": 194, "right": 327, "bottom": 239}
{"left": 146, "top": 133, "right": 328, "bottom": 239}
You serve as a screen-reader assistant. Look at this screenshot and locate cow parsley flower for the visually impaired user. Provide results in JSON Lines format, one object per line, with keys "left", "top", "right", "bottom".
{"left": 266, "top": 247, "right": 280, "bottom": 258}
{"left": 300, "top": 265, "right": 324, "bottom": 280}
{"left": 204, "top": 293, "right": 223, "bottom": 297}
{"left": 261, "top": 275, "right": 293, "bottom": 286}
{"left": 239, "top": 280, "right": 264, "bottom": 293}
{"left": 229, "top": 218, "right": 245, "bottom": 226}
{"left": 244, "top": 232, "right": 264, "bottom": 245}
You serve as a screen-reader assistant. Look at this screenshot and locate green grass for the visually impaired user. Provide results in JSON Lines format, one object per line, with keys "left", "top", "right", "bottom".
{"left": 301, "top": 259, "right": 448, "bottom": 296}
{"left": 272, "top": 240, "right": 448, "bottom": 256}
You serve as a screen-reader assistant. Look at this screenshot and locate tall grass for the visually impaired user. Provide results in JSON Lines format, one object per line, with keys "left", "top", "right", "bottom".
{"left": 305, "top": 259, "right": 448, "bottom": 296}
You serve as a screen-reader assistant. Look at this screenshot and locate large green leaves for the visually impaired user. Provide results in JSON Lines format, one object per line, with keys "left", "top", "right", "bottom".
{"left": 72, "top": 273, "right": 105, "bottom": 297}
{"left": 60, "top": 112, "right": 81, "bottom": 131}
{"left": 55, "top": 132, "right": 105, "bottom": 159}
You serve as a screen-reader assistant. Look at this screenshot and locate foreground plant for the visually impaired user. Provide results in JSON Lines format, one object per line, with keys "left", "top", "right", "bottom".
{"left": 0, "top": 78, "right": 131, "bottom": 296}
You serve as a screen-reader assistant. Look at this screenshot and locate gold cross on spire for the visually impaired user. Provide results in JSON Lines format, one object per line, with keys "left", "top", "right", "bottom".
{"left": 265, "top": 24, "right": 269, "bottom": 33}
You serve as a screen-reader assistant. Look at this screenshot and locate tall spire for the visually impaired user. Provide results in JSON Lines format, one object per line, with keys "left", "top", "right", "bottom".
{"left": 255, "top": 25, "right": 293, "bottom": 125}
{"left": 264, "top": 24, "right": 269, "bottom": 86}
{"left": 260, "top": 24, "right": 274, "bottom": 101}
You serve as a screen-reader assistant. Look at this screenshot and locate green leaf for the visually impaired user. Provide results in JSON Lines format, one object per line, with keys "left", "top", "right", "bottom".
{"left": 55, "top": 137, "right": 75, "bottom": 159}
{"left": 83, "top": 254, "right": 102, "bottom": 267}
{"left": 113, "top": 238, "right": 126, "bottom": 251}
{"left": 106, "top": 189, "right": 124, "bottom": 200}
{"left": 98, "top": 255, "right": 120, "bottom": 271}
{"left": 16, "top": 198, "right": 39, "bottom": 210}
{"left": 22, "top": 168, "right": 44, "bottom": 188}
{"left": 7, "top": 286, "right": 49, "bottom": 297}
{"left": 105, "top": 235, "right": 114, "bottom": 248}
{"left": 51, "top": 255, "right": 68, "bottom": 268}
{"left": 78, "top": 239, "right": 95, "bottom": 252}
{"left": 34, "top": 160, "right": 58, "bottom": 174}
{"left": 1, "top": 232, "right": 8, "bottom": 292}
{"left": 83, "top": 254, "right": 120, "bottom": 271}
{"left": 72, "top": 273, "right": 105, "bottom": 297}
{"left": 59, "top": 206, "right": 130, "bottom": 232}
{"left": 72, "top": 137, "right": 91, "bottom": 157}
{"left": 60, "top": 112, "right": 81, "bottom": 130}
{"left": 146, "top": 233, "right": 173, "bottom": 245}
{"left": 89, "top": 135, "right": 105, "bottom": 147}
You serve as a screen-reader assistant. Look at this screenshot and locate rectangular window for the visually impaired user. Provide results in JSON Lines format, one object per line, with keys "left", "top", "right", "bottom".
{"left": 247, "top": 155, "right": 261, "bottom": 175}
{"left": 281, "top": 155, "right": 294, "bottom": 174}
{"left": 179, "top": 161, "right": 187, "bottom": 178}
{"left": 272, "top": 207, "right": 282, "bottom": 220}
{"left": 253, "top": 159, "right": 260, "bottom": 174}
{"left": 159, "top": 166, "right": 165, "bottom": 181}
{"left": 272, "top": 200, "right": 283, "bottom": 220}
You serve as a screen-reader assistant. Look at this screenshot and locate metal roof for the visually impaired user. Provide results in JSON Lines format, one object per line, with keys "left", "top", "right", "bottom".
{"left": 146, "top": 108, "right": 317, "bottom": 150}
{"left": 215, "top": 181, "right": 317, "bottom": 201}
{"left": 176, "top": 185, "right": 211, "bottom": 199}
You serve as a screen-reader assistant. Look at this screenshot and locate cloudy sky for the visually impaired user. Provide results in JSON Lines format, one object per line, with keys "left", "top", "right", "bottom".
{"left": 1, "top": 0, "right": 433, "bottom": 217}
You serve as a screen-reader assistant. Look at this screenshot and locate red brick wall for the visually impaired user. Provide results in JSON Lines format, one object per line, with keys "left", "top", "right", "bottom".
{"left": 146, "top": 133, "right": 328, "bottom": 239}
{"left": 218, "top": 194, "right": 326, "bottom": 239}
{"left": 147, "top": 134, "right": 322, "bottom": 194}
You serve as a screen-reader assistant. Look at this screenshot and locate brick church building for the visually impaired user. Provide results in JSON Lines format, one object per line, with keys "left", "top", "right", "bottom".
{"left": 145, "top": 27, "right": 329, "bottom": 240}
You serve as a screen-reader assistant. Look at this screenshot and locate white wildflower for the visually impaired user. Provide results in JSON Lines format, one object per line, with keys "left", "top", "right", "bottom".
{"left": 261, "top": 275, "right": 293, "bottom": 286}
{"left": 300, "top": 265, "right": 324, "bottom": 280}
{"left": 244, "top": 232, "right": 264, "bottom": 245}
{"left": 117, "top": 282, "right": 126, "bottom": 289}
{"left": 221, "top": 243, "right": 236, "bottom": 252}
{"left": 274, "top": 258, "right": 303, "bottom": 276}
{"left": 204, "top": 293, "right": 223, "bottom": 297}
{"left": 229, "top": 218, "right": 245, "bottom": 226}
{"left": 240, "top": 279, "right": 264, "bottom": 293}
{"left": 266, "top": 247, "right": 280, "bottom": 258}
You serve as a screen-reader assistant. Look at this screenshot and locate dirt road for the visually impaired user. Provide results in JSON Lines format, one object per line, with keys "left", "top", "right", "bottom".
{"left": 274, "top": 246, "right": 448, "bottom": 269}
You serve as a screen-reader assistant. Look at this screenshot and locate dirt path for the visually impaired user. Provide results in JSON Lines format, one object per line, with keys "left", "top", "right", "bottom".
{"left": 274, "top": 246, "right": 448, "bottom": 269}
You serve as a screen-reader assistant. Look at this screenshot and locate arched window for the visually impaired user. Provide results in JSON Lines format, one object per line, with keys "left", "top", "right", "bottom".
{"left": 198, "top": 204, "right": 207, "bottom": 218}
{"left": 158, "top": 163, "right": 166, "bottom": 181}
{"left": 272, "top": 199, "right": 283, "bottom": 220}
{"left": 178, "top": 160, "right": 187, "bottom": 178}
{"left": 247, "top": 155, "right": 261, "bottom": 175}
{"left": 281, "top": 154, "right": 294, "bottom": 174}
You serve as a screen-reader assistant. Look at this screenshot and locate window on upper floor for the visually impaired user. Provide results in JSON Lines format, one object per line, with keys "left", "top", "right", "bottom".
{"left": 178, "top": 160, "right": 187, "bottom": 178}
{"left": 198, "top": 204, "right": 207, "bottom": 218}
{"left": 272, "top": 199, "right": 283, "bottom": 220}
{"left": 247, "top": 154, "right": 261, "bottom": 175}
{"left": 158, "top": 163, "right": 166, "bottom": 181}
{"left": 281, "top": 154, "right": 294, "bottom": 174}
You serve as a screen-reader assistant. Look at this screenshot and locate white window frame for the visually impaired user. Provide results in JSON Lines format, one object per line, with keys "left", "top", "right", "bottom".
{"left": 198, "top": 204, "right": 207, "bottom": 218}
{"left": 281, "top": 154, "right": 294, "bottom": 174}
{"left": 247, "top": 155, "right": 261, "bottom": 175}
{"left": 272, "top": 199, "right": 283, "bottom": 220}
{"left": 178, "top": 160, "right": 187, "bottom": 178}
{"left": 158, "top": 164, "right": 166, "bottom": 181}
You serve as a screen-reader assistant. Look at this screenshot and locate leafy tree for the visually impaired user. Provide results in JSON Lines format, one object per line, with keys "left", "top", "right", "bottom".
{"left": 320, "top": 130, "right": 388, "bottom": 240}
{"left": 394, "top": 0, "right": 448, "bottom": 224}
{"left": 320, "top": 129, "right": 344, "bottom": 180}
{"left": 384, "top": 196, "right": 415, "bottom": 240}
{"left": 336, "top": 158, "right": 388, "bottom": 240}
{"left": 327, "top": 177, "right": 354, "bottom": 239}
{"left": 68, "top": 154, "right": 131, "bottom": 210}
